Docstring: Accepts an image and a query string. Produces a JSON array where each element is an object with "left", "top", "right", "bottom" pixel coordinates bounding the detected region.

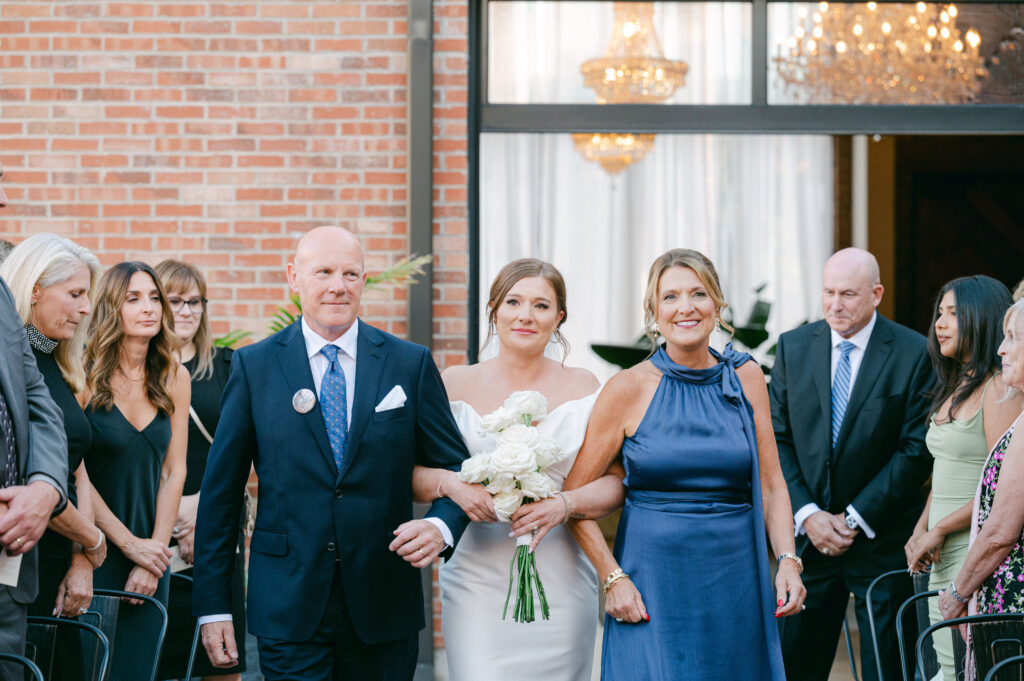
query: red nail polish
[{"left": 643, "top": 613, "right": 650, "bottom": 622}]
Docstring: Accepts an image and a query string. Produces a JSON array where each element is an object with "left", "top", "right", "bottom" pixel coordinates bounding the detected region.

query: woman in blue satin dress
[{"left": 564, "top": 249, "right": 806, "bottom": 680}]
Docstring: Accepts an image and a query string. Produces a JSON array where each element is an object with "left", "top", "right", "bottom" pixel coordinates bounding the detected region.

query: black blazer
[
  {"left": 0, "top": 279, "right": 68, "bottom": 604},
  {"left": 192, "top": 319, "right": 470, "bottom": 643},
  {"left": 769, "top": 315, "right": 934, "bottom": 570}
]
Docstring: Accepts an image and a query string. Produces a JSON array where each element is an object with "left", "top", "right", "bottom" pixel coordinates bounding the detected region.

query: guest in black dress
[
  {"left": 82, "top": 261, "right": 189, "bottom": 681},
  {"left": 0, "top": 234, "right": 108, "bottom": 679},
  {"left": 155, "top": 260, "right": 247, "bottom": 680}
]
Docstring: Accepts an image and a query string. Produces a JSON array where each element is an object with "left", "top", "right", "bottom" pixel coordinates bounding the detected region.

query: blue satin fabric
[{"left": 601, "top": 344, "right": 785, "bottom": 681}]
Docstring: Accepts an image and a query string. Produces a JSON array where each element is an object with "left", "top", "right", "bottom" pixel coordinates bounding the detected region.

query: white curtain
[{"left": 481, "top": 3, "right": 834, "bottom": 380}]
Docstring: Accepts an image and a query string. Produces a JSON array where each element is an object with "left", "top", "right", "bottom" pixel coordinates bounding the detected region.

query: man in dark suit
[
  {"left": 771, "top": 248, "right": 933, "bottom": 681},
  {"left": 0, "top": 260, "right": 69, "bottom": 668},
  {"left": 194, "top": 226, "right": 470, "bottom": 680}
]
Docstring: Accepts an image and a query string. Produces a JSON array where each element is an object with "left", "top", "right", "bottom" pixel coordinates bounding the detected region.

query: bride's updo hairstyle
[
  {"left": 485, "top": 258, "right": 570, "bottom": 358},
  {"left": 642, "top": 248, "right": 734, "bottom": 348}
]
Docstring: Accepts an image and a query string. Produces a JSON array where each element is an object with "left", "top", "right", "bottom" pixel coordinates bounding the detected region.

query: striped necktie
[
  {"left": 0, "top": 388, "right": 18, "bottom": 487},
  {"left": 319, "top": 345, "right": 348, "bottom": 471},
  {"left": 831, "top": 340, "right": 856, "bottom": 448}
]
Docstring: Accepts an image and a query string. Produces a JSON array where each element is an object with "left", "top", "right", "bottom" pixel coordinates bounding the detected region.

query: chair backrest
[
  {"left": 0, "top": 652, "right": 44, "bottom": 681},
  {"left": 82, "top": 588, "right": 168, "bottom": 681},
  {"left": 984, "top": 653, "right": 1024, "bottom": 681},
  {"left": 867, "top": 569, "right": 912, "bottom": 681},
  {"left": 25, "top": 616, "right": 109, "bottom": 681},
  {"left": 916, "top": 613, "right": 1024, "bottom": 681},
  {"left": 168, "top": 572, "right": 201, "bottom": 681}
]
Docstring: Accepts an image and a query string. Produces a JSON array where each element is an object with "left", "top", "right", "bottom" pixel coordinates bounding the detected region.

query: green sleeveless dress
[{"left": 925, "top": 377, "right": 993, "bottom": 678}]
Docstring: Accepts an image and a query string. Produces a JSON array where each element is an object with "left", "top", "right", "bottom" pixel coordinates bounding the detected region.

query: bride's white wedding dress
[{"left": 440, "top": 393, "right": 600, "bottom": 681}]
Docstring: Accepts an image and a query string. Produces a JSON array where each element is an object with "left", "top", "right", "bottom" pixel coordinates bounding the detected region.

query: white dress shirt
[
  {"left": 794, "top": 312, "right": 878, "bottom": 540},
  {"left": 198, "top": 318, "right": 451, "bottom": 628}
]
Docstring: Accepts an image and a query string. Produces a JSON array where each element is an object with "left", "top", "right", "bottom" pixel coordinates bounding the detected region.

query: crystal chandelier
[
  {"left": 575, "top": 3, "right": 688, "bottom": 174},
  {"left": 775, "top": 2, "right": 987, "bottom": 104}
]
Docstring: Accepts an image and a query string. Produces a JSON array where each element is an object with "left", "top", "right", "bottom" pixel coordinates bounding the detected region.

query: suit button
[
  {"left": 334, "top": 489, "right": 343, "bottom": 499},
  {"left": 327, "top": 542, "right": 336, "bottom": 552}
]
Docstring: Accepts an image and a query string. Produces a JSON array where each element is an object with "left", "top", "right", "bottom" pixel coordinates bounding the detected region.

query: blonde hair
[
  {"left": 155, "top": 259, "right": 213, "bottom": 380},
  {"left": 485, "top": 258, "right": 569, "bottom": 359},
  {"left": 642, "top": 248, "right": 733, "bottom": 348},
  {"left": 84, "top": 262, "right": 179, "bottom": 415},
  {"left": 1013, "top": 277, "right": 1024, "bottom": 302},
  {"left": 0, "top": 233, "right": 101, "bottom": 392}
]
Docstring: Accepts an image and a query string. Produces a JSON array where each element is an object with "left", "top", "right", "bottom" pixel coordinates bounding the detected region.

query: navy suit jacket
[
  {"left": 769, "top": 315, "right": 934, "bottom": 573},
  {"left": 193, "top": 318, "right": 470, "bottom": 643}
]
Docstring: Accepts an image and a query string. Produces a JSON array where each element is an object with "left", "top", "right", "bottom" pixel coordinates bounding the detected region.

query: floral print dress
[{"left": 975, "top": 422, "right": 1024, "bottom": 613}]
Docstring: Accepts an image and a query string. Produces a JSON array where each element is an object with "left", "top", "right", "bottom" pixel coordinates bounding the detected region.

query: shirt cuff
[
  {"left": 424, "top": 517, "right": 453, "bottom": 548},
  {"left": 197, "top": 614, "right": 233, "bottom": 627},
  {"left": 27, "top": 473, "right": 67, "bottom": 507},
  {"left": 793, "top": 503, "right": 822, "bottom": 537},
  {"left": 846, "top": 505, "right": 875, "bottom": 539}
]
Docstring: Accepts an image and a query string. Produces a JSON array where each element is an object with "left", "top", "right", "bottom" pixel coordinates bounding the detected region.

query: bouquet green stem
[{"left": 502, "top": 534, "right": 550, "bottom": 623}]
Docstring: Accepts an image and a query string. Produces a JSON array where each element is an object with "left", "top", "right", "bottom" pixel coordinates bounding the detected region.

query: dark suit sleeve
[
  {"left": 770, "top": 333, "right": 815, "bottom": 513},
  {"left": 850, "top": 343, "right": 934, "bottom": 530},
  {"left": 412, "top": 348, "right": 470, "bottom": 553},
  {"left": 3, "top": 281, "right": 68, "bottom": 514},
  {"left": 193, "top": 349, "right": 255, "bottom": 617}
]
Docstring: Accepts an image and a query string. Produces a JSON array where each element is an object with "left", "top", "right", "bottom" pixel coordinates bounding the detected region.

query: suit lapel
[
  {"left": 835, "top": 316, "right": 894, "bottom": 452},
  {"left": 276, "top": 322, "right": 336, "bottom": 476},
  {"left": 811, "top": 323, "right": 832, "bottom": 432},
  {"left": 336, "top": 320, "right": 384, "bottom": 483}
]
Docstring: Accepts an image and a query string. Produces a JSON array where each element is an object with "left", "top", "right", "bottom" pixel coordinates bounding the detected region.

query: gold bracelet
[
  {"left": 777, "top": 552, "right": 803, "bottom": 574},
  {"left": 602, "top": 568, "right": 629, "bottom": 595}
]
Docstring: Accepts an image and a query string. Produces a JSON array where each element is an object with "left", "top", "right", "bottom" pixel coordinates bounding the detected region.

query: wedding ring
[
  {"left": 417, "top": 549, "right": 425, "bottom": 559},
  {"left": 531, "top": 523, "right": 538, "bottom": 532},
  {"left": 801, "top": 605, "right": 806, "bottom": 611},
  {"left": 14, "top": 537, "right": 23, "bottom": 547},
  {"left": 615, "top": 618, "right": 623, "bottom": 623},
  {"left": 79, "top": 607, "right": 88, "bottom": 614},
  {"left": 823, "top": 547, "right": 830, "bottom": 555}
]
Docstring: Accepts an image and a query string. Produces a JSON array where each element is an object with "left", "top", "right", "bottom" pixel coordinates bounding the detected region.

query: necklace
[
  {"left": 25, "top": 324, "right": 58, "bottom": 354},
  {"left": 118, "top": 367, "right": 146, "bottom": 382}
]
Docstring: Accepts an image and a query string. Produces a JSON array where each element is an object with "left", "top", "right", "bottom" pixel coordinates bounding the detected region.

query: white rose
[
  {"left": 497, "top": 423, "right": 540, "bottom": 449},
  {"left": 490, "top": 441, "right": 538, "bottom": 476},
  {"left": 479, "top": 405, "right": 517, "bottom": 435},
  {"left": 457, "top": 453, "right": 493, "bottom": 485},
  {"left": 493, "top": 489, "right": 524, "bottom": 523},
  {"left": 532, "top": 434, "right": 564, "bottom": 469},
  {"left": 517, "top": 471, "right": 555, "bottom": 501},
  {"left": 503, "top": 391, "right": 547, "bottom": 422},
  {"left": 484, "top": 471, "right": 517, "bottom": 496}
]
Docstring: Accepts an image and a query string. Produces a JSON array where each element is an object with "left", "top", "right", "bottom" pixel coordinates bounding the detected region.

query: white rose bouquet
[{"left": 457, "top": 390, "right": 564, "bottom": 622}]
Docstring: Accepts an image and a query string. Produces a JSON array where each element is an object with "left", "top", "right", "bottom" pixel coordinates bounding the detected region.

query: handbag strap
[{"left": 188, "top": 405, "right": 214, "bottom": 445}]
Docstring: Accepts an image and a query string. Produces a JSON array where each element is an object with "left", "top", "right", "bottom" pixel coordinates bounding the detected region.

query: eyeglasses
[{"left": 167, "top": 297, "right": 207, "bottom": 314}]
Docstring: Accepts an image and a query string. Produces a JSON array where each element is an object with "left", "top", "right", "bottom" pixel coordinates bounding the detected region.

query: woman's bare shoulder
[{"left": 441, "top": 362, "right": 480, "bottom": 402}]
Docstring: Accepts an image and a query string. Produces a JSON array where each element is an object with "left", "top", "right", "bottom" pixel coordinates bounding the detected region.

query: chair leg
[{"left": 844, "top": 610, "right": 861, "bottom": 681}]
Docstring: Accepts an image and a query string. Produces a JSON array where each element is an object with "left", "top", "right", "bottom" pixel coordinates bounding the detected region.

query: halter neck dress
[{"left": 601, "top": 344, "right": 784, "bottom": 681}]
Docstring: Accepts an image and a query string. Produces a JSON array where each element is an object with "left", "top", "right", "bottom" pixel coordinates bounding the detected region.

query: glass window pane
[
  {"left": 479, "top": 132, "right": 833, "bottom": 380},
  {"left": 488, "top": 1, "right": 753, "bottom": 105},
  {"left": 769, "top": 2, "right": 1024, "bottom": 104}
]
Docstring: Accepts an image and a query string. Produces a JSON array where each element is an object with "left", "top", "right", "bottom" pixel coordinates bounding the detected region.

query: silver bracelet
[
  {"left": 556, "top": 491, "right": 571, "bottom": 524},
  {"left": 84, "top": 528, "right": 104, "bottom": 552},
  {"left": 949, "top": 580, "right": 969, "bottom": 605}
]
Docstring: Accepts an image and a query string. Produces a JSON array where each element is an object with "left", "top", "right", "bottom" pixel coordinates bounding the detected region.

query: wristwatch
[{"left": 845, "top": 513, "right": 859, "bottom": 531}]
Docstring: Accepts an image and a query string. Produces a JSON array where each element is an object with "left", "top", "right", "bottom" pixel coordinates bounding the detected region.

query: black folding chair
[
  {"left": 916, "top": 613, "right": 1024, "bottom": 681},
  {"left": 166, "top": 572, "right": 201, "bottom": 680},
  {"left": 867, "top": 569, "right": 932, "bottom": 681},
  {"left": 896, "top": 589, "right": 957, "bottom": 681},
  {"left": 985, "top": 653, "right": 1024, "bottom": 681},
  {"left": 0, "top": 652, "right": 44, "bottom": 681},
  {"left": 25, "top": 615, "right": 109, "bottom": 681},
  {"left": 842, "top": 609, "right": 861, "bottom": 681},
  {"left": 82, "top": 588, "right": 168, "bottom": 681}
]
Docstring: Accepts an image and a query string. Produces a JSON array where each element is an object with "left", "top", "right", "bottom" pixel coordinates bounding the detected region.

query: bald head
[
  {"left": 822, "top": 248, "right": 884, "bottom": 338},
  {"left": 287, "top": 226, "right": 367, "bottom": 340},
  {"left": 295, "top": 225, "right": 363, "bottom": 268}
]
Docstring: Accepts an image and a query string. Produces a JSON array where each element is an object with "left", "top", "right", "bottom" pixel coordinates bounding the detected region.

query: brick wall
[
  {"left": 0, "top": 0, "right": 470, "bottom": 352},
  {"left": 0, "top": 0, "right": 470, "bottom": 651}
]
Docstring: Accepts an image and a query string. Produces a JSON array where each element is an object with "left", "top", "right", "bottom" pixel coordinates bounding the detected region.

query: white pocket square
[{"left": 374, "top": 385, "right": 407, "bottom": 412}]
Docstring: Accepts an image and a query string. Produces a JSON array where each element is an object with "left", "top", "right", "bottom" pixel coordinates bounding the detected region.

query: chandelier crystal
[
  {"left": 775, "top": 2, "right": 987, "bottom": 104},
  {"left": 575, "top": 3, "right": 687, "bottom": 174},
  {"left": 571, "top": 132, "right": 657, "bottom": 175}
]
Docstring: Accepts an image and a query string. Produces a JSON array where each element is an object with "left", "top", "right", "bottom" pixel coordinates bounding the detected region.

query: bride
[{"left": 413, "top": 258, "right": 625, "bottom": 681}]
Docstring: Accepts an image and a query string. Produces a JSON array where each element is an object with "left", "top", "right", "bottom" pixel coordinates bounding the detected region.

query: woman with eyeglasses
[
  {"left": 82, "top": 261, "right": 189, "bottom": 681},
  {"left": 154, "top": 260, "right": 247, "bottom": 681}
]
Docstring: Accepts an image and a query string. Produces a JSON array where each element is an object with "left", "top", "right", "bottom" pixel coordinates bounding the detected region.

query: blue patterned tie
[
  {"left": 319, "top": 345, "right": 348, "bottom": 471},
  {"left": 831, "top": 341, "right": 856, "bottom": 448}
]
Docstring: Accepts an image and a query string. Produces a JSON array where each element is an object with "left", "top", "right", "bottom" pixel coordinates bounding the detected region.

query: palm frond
[
  {"left": 214, "top": 329, "right": 252, "bottom": 348},
  {"left": 365, "top": 253, "right": 432, "bottom": 290}
]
